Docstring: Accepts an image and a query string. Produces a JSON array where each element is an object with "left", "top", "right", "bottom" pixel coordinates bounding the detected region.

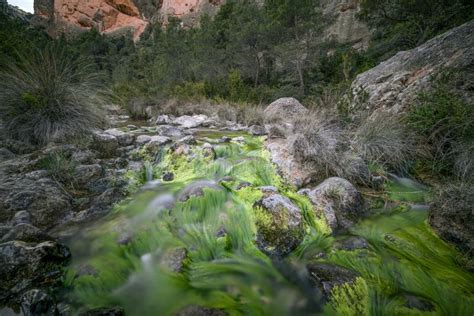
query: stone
[
  {"left": 219, "top": 136, "right": 231, "bottom": 143},
  {"left": 178, "top": 181, "right": 222, "bottom": 202},
  {"left": 146, "top": 136, "right": 172, "bottom": 153},
  {"left": 10, "top": 210, "right": 31, "bottom": 226},
  {"left": 0, "top": 147, "right": 15, "bottom": 161},
  {"left": 333, "top": 236, "right": 369, "bottom": 251},
  {"left": 155, "top": 114, "right": 173, "bottom": 125},
  {"left": 104, "top": 128, "right": 135, "bottom": 146},
  {"left": 264, "top": 97, "right": 308, "bottom": 124},
  {"left": 248, "top": 125, "right": 267, "bottom": 136},
  {"left": 74, "top": 164, "right": 103, "bottom": 187},
  {"left": 253, "top": 193, "right": 304, "bottom": 256},
  {"left": 20, "top": 289, "right": 57, "bottom": 316},
  {"left": 307, "top": 263, "right": 358, "bottom": 297},
  {"left": 162, "top": 172, "right": 174, "bottom": 182},
  {"left": 202, "top": 143, "right": 216, "bottom": 159},
  {"left": 178, "top": 135, "right": 197, "bottom": 145},
  {"left": 404, "top": 294, "right": 435, "bottom": 312},
  {"left": 351, "top": 21, "right": 474, "bottom": 113},
  {"left": 156, "top": 125, "right": 184, "bottom": 138},
  {"left": 136, "top": 134, "right": 152, "bottom": 145},
  {"left": 0, "top": 224, "right": 53, "bottom": 243},
  {"left": 160, "top": 248, "right": 187, "bottom": 272},
  {"left": 92, "top": 132, "right": 119, "bottom": 158},
  {"left": 0, "top": 241, "right": 70, "bottom": 301},
  {"left": 302, "top": 177, "right": 364, "bottom": 232},
  {"left": 173, "top": 115, "right": 208, "bottom": 129},
  {"left": 71, "top": 150, "right": 97, "bottom": 164},
  {"left": 170, "top": 143, "right": 191, "bottom": 157},
  {"left": 232, "top": 136, "right": 246, "bottom": 143}
]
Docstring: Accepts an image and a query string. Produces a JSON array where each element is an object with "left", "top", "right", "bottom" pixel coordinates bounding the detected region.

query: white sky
[{"left": 8, "top": 0, "right": 34, "bottom": 13}]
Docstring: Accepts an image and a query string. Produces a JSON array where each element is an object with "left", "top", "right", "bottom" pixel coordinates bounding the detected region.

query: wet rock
[
  {"left": 219, "top": 136, "right": 232, "bottom": 143},
  {"left": 0, "top": 148, "right": 15, "bottom": 161},
  {"left": 20, "top": 289, "right": 57, "bottom": 316},
  {"left": 202, "top": 143, "right": 216, "bottom": 159},
  {"left": 178, "top": 181, "right": 222, "bottom": 202},
  {"left": 74, "top": 164, "right": 103, "bottom": 187},
  {"left": 302, "top": 177, "right": 364, "bottom": 232},
  {"left": 248, "top": 125, "right": 267, "bottom": 136},
  {"left": 178, "top": 135, "right": 197, "bottom": 145},
  {"left": 156, "top": 125, "right": 184, "bottom": 138},
  {"left": 307, "top": 263, "right": 358, "bottom": 297},
  {"left": 163, "top": 172, "right": 174, "bottom": 182},
  {"left": 259, "top": 186, "right": 278, "bottom": 195},
  {"left": 254, "top": 193, "right": 304, "bottom": 256},
  {"left": 236, "top": 181, "right": 251, "bottom": 190},
  {"left": 146, "top": 136, "right": 172, "bottom": 153},
  {"left": 104, "top": 128, "right": 135, "bottom": 146},
  {"left": 173, "top": 115, "right": 208, "bottom": 128},
  {"left": 10, "top": 211, "right": 31, "bottom": 226},
  {"left": 170, "top": 143, "right": 191, "bottom": 157},
  {"left": 232, "top": 136, "right": 246, "bottom": 143},
  {"left": 174, "top": 305, "right": 227, "bottom": 316},
  {"left": 136, "top": 135, "right": 152, "bottom": 145},
  {"left": 92, "top": 132, "right": 119, "bottom": 158},
  {"left": 155, "top": 114, "right": 173, "bottom": 125},
  {"left": 127, "top": 124, "right": 138, "bottom": 130},
  {"left": 0, "top": 224, "right": 53, "bottom": 243},
  {"left": 404, "top": 294, "right": 435, "bottom": 311},
  {"left": 81, "top": 307, "right": 125, "bottom": 316},
  {"left": 0, "top": 241, "right": 70, "bottom": 301},
  {"left": 160, "top": 248, "right": 187, "bottom": 272},
  {"left": 333, "top": 236, "right": 369, "bottom": 251}
]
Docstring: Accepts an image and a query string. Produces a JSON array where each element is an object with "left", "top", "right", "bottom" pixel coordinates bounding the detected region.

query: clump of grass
[
  {"left": 353, "top": 110, "right": 417, "bottom": 172},
  {"left": 291, "top": 109, "right": 347, "bottom": 181},
  {"left": 0, "top": 46, "right": 105, "bottom": 145},
  {"left": 38, "top": 152, "right": 77, "bottom": 186}
]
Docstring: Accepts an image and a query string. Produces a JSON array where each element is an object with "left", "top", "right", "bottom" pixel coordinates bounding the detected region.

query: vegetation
[{"left": 0, "top": 46, "right": 105, "bottom": 145}]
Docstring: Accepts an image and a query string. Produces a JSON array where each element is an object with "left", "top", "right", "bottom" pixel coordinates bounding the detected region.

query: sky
[{"left": 8, "top": 0, "right": 34, "bottom": 13}]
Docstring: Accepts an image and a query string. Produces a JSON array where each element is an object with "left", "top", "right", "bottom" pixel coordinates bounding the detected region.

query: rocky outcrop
[
  {"left": 351, "top": 21, "right": 474, "bottom": 113},
  {"left": 322, "top": 0, "right": 370, "bottom": 49},
  {"left": 32, "top": 0, "right": 223, "bottom": 40}
]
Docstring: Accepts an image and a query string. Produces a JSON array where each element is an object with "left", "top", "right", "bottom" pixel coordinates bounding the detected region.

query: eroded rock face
[{"left": 351, "top": 21, "right": 474, "bottom": 113}]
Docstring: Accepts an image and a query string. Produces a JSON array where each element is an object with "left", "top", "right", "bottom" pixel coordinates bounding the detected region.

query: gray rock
[
  {"left": 0, "top": 148, "right": 15, "bottom": 161},
  {"left": 155, "top": 114, "right": 173, "bottom": 125},
  {"left": 202, "top": 143, "right": 216, "bottom": 160},
  {"left": 232, "top": 136, "right": 246, "bottom": 143},
  {"left": 351, "top": 21, "right": 474, "bottom": 113},
  {"left": 170, "top": 143, "right": 191, "bottom": 157},
  {"left": 92, "top": 132, "right": 119, "bottom": 158},
  {"left": 0, "top": 241, "right": 70, "bottom": 301},
  {"left": 146, "top": 136, "right": 172, "bottom": 153},
  {"left": 219, "top": 136, "right": 231, "bottom": 143},
  {"left": 253, "top": 193, "right": 304, "bottom": 256},
  {"left": 248, "top": 125, "right": 267, "bottom": 136},
  {"left": 162, "top": 172, "right": 174, "bottom": 182},
  {"left": 160, "top": 248, "right": 187, "bottom": 272},
  {"left": 303, "top": 177, "right": 364, "bottom": 232},
  {"left": 1, "top": 224, "right": 53, "bottom": 243},
  {"left": 333, "top": 236, "right": 369, "bottom": 251},
  {"left": 156, "top": 125, "right": 184, "bottom": 138},
  {"left": 20, "top": 289, "right": 57, "bottom": 316},
  {"left": 173, "top": 115, "right": 208, "bottom": 128},
  {"left": 136, "top": 134, "right": 152, "bottom": 145},
  {"left": 104, "top": 128, "right": 135, "bottom": 146},
  {"left": 264, "top": 97, "right": 308, "bottom": 124},
  {"left": 307, "top": 263, "right": 358, "bottom": 297},
  {"left": 178, "top": 181, "right": 222, "bottom": 202},
  {"left": 178, "top": 135, "right": 197, "bottom": 145},
  {"left": 74, "top": 164, "right": 103, "bottom": 187},
  {"left": 71, "top": 150, "right": 97, "bottom": 164},
  {"left": 10, "top": 211, "right": 31, "bottom": 226}
]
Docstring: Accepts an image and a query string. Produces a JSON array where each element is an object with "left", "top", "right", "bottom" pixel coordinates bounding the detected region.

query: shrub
[
  {"left": 38, "top": 152, "right": 77, "bottom": 187},
  {"left": 353, "top": 111, "right": 418, "bottom": 172},
  {"left": 0, "top": 47, "right": 105, "bottom": 145}
]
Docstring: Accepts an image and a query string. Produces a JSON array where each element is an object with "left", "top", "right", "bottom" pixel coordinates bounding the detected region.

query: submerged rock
[
  {"left": 333, "top": 236, "right": 369, "bottom": 251},
  {"left": 307, "top": 263, "right": 358, "bottom": 297},
  {"left": 302, "top": 177, "right": 364, "bottom": 232},
  {"left": 178, "top": 181, "right": 222, "bottom": 202},
  {"left": 0, "top": 241, "right": 70, "bottom": 302},
  {"left": 254, "top": 193, "right": 304, "bottom": 256}
]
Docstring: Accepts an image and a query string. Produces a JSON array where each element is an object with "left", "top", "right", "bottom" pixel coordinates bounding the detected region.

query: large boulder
[
  {"left": 92, "top": 132, "right": 119, "bottom": 158},
  {"left": 263, "top": 97, "right": 308, "bottom": 125},
  {"left": 301, "top": 177, "right": 364, "bottom": 232},
  {"left": 173, "top": 115, "right": 208, "bottom": 129},
  {"left": 253, "top": 193, "right": 304, "bottom": 256},
  {"left": 429, "top": 185, "right": 474, "bottom": 256},
  {"left": 104, "top": 128, "right": 135, "bottom": 146},
  {"left": 0, "top": 241, "right": 70, "bottom": 302},
  {"left": 351, "top": 21, "right": 474, "bottom": 113}
]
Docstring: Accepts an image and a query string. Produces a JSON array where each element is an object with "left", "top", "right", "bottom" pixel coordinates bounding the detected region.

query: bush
[
  {"left": 353, "top": 111, "right": 417, "bottom": 172},
  {"left": 38, "top": 152, "right": 77, "bottom": 187},
  {"left": 0, "top": 47, "right": 105, "bottom": 145}
]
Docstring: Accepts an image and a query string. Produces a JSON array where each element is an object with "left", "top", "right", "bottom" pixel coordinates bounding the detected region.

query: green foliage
[
  {"left": 0, "top": 46, "right": 105, "bottom": 145},
  {"left": 38, "top": 152, "right": 78, "bottom": 186}
]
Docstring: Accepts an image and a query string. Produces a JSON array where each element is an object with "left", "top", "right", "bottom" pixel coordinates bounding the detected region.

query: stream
[{"left": 56, "top": 127, "right": 473, "bottom": 315}]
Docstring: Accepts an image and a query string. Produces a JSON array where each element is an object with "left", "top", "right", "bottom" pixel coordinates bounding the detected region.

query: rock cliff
[{"left": 32, "top": 0, "right": 370, "bottom": 45}]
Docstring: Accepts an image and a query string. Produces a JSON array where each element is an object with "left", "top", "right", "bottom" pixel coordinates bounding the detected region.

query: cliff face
[{"left": 32, "top": 0, "right": 369, "bottom": 45}]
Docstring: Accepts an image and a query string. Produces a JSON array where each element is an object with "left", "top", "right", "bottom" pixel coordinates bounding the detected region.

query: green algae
[{"left": 63, "top": 131, "right": 474, "bottom": 315}]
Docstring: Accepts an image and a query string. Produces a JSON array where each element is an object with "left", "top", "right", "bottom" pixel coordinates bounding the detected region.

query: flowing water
[{"left": 61, "top": 131, "right": 474, "bottom": 315}]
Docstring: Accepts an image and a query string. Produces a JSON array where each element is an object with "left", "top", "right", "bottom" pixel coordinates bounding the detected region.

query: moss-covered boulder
[{"left": 253, "top": 193, "right": 304, "bottom": 256}]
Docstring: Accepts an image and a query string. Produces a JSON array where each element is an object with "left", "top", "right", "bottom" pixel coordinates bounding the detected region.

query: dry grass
[{"left": 0, "top": 46, "right": 105, "bottom": 145}]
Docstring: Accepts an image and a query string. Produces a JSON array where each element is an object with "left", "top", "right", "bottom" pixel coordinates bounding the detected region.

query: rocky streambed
[{"left": 0, "top": 110, "right": 473, "bottom": 315}]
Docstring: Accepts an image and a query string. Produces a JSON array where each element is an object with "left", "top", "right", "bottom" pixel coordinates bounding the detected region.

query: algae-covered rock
[
  {"left": 20, "top": 289, "right": 57, "bottom": 316},
  {"left": 254, "top": 193, "right": 304, "bottom": 256},
  {"left": 178, "top": 181, "right": 222, "bottom": 202},
  {"left": 302, "top": 177, "right": 364, "bottom": 232},
  {"left": 307, "top": 263, "right": 358, "bottom": 297}
]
